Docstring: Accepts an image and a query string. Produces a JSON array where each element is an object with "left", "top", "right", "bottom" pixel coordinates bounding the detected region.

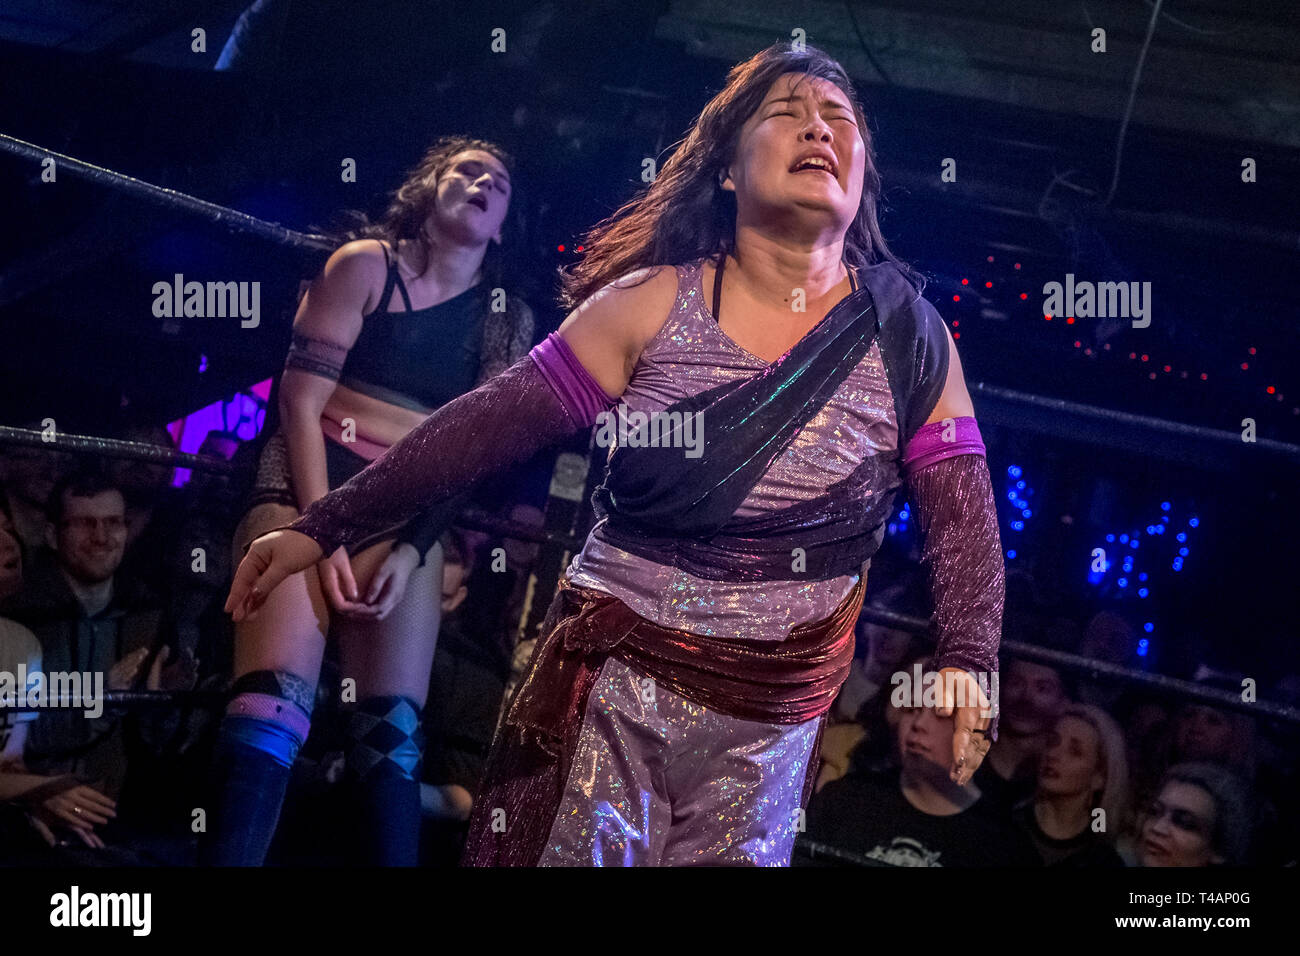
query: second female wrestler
[{"left": 199, "top": 136, "right": 533, "bottom": 865}]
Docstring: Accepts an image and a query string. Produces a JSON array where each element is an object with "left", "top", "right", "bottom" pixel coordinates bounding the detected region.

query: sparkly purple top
[{"left": 567, "top": 259, "right": 901, "bottom": 641}]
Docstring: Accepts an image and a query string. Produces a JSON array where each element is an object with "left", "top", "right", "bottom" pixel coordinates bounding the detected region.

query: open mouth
[
  {"left": 466, "top": 194, "right": 488, "bottom": 211},
  {"left": 790, "top": 154, "right": 838, "bottom": 178}
]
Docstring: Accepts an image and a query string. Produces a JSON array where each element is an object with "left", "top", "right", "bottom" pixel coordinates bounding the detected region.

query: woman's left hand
[
  {"left": 935, "top": 667, "right": 994, "bottom": 786},
  {"left": 340, "top": 544, "right": 421, "bottom": 621}
]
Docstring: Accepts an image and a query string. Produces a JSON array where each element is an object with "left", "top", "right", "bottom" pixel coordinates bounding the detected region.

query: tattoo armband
[{"left": 285, "top": 332, "right": 349, "bottom": 381}]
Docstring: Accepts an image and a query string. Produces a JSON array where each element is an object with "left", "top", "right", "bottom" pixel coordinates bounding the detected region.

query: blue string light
[{"left": 1087, "top": 499, "right": 1202, "bottom": 636}]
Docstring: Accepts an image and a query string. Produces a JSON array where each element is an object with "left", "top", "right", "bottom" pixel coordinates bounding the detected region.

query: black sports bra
[{"left": 339, "top": 242, "right": 487, "bottom": 413}]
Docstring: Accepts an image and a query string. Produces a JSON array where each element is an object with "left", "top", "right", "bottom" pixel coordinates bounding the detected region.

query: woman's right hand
[
  {"left": 316, "top": 546, "right": 375, "bottom": 615},
  {"left": 225, "top": 529, "right": 324, "bottom": 623}
]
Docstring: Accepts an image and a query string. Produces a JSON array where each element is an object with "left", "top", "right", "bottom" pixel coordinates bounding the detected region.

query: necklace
[{"left": 711, "top": 252, "right": 859, "bottom": 323}]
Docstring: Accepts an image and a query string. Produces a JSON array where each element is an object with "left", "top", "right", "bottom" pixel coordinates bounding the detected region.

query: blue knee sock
[
  {"left": 342, "top": 695, "right": 425, "bottom": 867},
  {"left": 198, "top": 671, "right": 312, "bottom": 866}
]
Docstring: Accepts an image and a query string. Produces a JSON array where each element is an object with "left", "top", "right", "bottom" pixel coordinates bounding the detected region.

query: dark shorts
[{"left": 246, "top": 427, "right": 370, "bottom": 512}]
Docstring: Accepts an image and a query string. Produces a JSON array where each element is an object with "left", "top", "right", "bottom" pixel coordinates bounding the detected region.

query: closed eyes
[{"left": 768, "top": 111, "right": 855, "bottom": 126}]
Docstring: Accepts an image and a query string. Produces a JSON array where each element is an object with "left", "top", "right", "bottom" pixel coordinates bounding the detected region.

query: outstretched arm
[
  {"left": 275, "top": 264, "right": 675, "bottom": 556},
  {"left": 279, "top": 340, "right": 609, "bottom": 558},
  {"left": 904, "top": 327, "right": 1005, "bottom": 781},
  {"left": 226, "top": 267, "right": 677, "bottom": 622}
]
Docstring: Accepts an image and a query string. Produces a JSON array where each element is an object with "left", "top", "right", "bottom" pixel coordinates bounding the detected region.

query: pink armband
[
  {"left": 529, "top": 332, "right": 619, "bottom": 429},
  {"left": 902, "top": 416, "right": 986, "bottom": 476}
]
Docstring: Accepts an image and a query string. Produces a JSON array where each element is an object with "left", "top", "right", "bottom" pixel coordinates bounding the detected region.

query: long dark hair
[
  {"left": 326, "top": 135, "right": 518, "bottom": 292},
  {"left": 561, "top": 43, "right": 923, "bottom": 310}
]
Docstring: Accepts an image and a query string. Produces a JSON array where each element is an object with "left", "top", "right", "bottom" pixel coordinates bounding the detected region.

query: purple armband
[
  {"left": 902, "top": 416, "right": 986, "bottom": 476},
  {"left": 529, "top": 332, "right": 619, "bottom": 429},
  {"left": 906, "top": 449, "right": 1005, "bottom": 741}
]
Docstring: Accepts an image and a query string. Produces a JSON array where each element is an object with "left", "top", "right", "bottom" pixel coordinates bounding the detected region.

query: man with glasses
[{"left": 0, "top": 466, "right": 166, "bottom": 805}]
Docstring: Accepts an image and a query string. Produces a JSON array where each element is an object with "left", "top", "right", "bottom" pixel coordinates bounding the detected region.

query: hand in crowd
[
  {"left": 146, "top": 645, "right": 199, "bottom": 692},
  {"left": 30, "top": 784, "right": 117, "bottom": 850},
  {"left": 107, "top": 647, "right": 151, "bottom": 691}
]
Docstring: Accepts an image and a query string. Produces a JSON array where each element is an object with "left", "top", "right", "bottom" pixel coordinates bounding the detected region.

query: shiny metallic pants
[{"left": 538, "top": 658, "right": 820, "bottom": 866}]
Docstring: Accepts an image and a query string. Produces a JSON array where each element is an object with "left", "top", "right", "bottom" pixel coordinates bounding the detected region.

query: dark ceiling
[{"left": 2, "top": 0, "right": 1298, "bottom": 452}]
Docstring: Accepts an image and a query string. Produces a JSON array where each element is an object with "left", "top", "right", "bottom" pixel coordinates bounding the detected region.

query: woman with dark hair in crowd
[
  {"left": 1011, "top": 704, "right": 1127, "bottom": 866},
  {"left": 200, "top": 136, "right": 534, "bottom": 866},
  {"left": 227, "top": 42, "right": 1005, "bottom": 867},
  {"left": 1134, "top": 762, "right": 1252, "bottom": 866}
]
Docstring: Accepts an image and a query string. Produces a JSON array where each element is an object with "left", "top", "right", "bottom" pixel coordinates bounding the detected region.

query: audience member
[
  {"left": 0, "top": 493, "right": 122, "bottom": 858},
  {"left": 970, "top": 655, "right": 1071, "bottom": 813},
  {"left": 1132, "top": 762, "right": 1252, "bottom": 866},
  {"left": 1011, "top": 704, "right": 1127, "bottom": 866},
  {"left": 0, "top": 425, "right": 78, "bottom": 554},
  {"left": 799, "top": 659, "right": 1041, "bottom": 867},
  {"left": 0, "top": 467, "right": 170, "bottom": 800}
]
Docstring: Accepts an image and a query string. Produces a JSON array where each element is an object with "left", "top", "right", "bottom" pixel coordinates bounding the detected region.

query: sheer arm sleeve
[
  {"left": 390, "top": 297, "right": 540, "bottom": 567},
  {"left": 277, "top": 356, "right": 580, "bottom": 557},
  {"left": 274, "top": 334, "right": 618, "bottom": 558},
  {"left": 392, "top": 489, "right": 475, "bottom": 567},
  {"left": 904, "top": 424, "right": 1005, "bottom": 740}
]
